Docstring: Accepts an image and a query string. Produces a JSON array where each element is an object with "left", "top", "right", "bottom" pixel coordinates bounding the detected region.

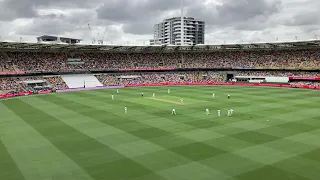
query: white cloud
[{"left": 0, "top": 0, "right": 319, "bottom": 45}]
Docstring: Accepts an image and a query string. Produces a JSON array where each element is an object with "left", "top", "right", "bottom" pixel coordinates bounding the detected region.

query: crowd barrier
[
  {"left": 0, "top": 72, "right": 26, "bottom": 75},
  {"left": 0, "top": 92, "right": 33, "bottom": 99},
  {"left": 119, "top": 68, "right": 176, "bottom": 71},
  {"left": 125, "top": 82, "right": 320, "bottom": 90},
  {"left": 38, "top": 90, "right": 52, "bottom": 94}
]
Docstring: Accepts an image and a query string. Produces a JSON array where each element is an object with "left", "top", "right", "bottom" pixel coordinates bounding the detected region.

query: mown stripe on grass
[
  {"left": 38, "top": 93, "right": 231, "bottom": 158},
  {"left": 0, "top": 103, "right": 95, "bottom": 180},
  {"left": 0, "top": 140, "right": 25, "bottom": 180},
  {"left": 23, "top": 97, "right": 164, "bottom": 156},
  {"left": 3, "top": 99, "right": 153, "bottom": 180}
]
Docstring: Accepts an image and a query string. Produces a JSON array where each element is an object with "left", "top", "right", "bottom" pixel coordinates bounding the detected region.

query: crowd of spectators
[
  {"left": 0, "top": 76, "right": 69, "bottom": 94},
  {"left": 290, "top": 81, "right": 320, "bottom": 88},
  {"left": 0, "top": 78, "right": 28, "bottom": 93},
  {"left": 96, "top": 71, "right": 225, "bottom": 86},
  {"left": 235, "top": 71, "right": 320, "bottom": 77},
  {"left": 0, "top": 53, "right": 16, "bottom": 72},
  {"left": 0, "top": 49, "right": 320, "bottom": 72},
  {"left": 44, "top": 76, "right": 68, "bottom": 90},
  {"left": 2, "top": 70, "right": 320, "bottom": 94}
]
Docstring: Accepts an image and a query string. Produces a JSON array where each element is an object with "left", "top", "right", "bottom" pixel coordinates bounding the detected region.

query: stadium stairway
[{"left": 61, "top": 74, "right": 103, "bottom": 88}]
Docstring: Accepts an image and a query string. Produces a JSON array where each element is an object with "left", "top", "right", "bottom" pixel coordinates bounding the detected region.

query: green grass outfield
[{"left": 1, "top": 86, "right": 320, "bottom": 180}]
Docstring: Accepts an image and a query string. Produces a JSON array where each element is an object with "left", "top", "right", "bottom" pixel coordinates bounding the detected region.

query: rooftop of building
[{"left": 0, "top": 40, "right": 319, "bottom": 52}]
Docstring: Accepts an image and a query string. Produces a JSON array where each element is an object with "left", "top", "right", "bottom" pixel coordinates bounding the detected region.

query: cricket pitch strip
[{"left": 148, "top": 97, "right": 184, "bottom": 105}]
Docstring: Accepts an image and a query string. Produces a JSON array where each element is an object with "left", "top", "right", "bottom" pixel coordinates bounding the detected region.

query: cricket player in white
[
  {"left": 172, "top": 108, "right": 176, "bottom": 115},
  {"left": 218, "top": 109, "right": 221, "bottom": 117},
  {"left": 212, "top": 93, "right": 215, "bottom": 98},
  {"left": 153, "top": 93, "right": 155, "bottom": 98},
  {"left": 206, "top": 108, "right": 209, "bottom": 115},
  {"left": 228, "top": 109, "right": 232, "bottom": 116},
  {"left": 180, "top": 98, "right": 184, "bottom": 104},
  {"left": 111, "top": 95, "right": 114, "bottom": 100},
  {"left": 125, "top": 107, "right": 127, "bottom": 114},
  {"left": 117, "top": 89, "right": 119, "bottom": 93},
  {"left": 168, "top": 89, "right": 170, "bottom": 93},
  {"left": 230, "top": 109, "right": 233, "bottom": 115}
]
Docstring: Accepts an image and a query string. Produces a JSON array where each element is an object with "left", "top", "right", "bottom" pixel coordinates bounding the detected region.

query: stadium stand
[
  {"left": 0, "top": 40, "right": 320, "bottom": 96},
  {"left": 0, "top": 43, "right": 320, "bottom": 71},
  {"left": 95, "top": 72, "right": 225, "bottom": 86},
  {"left": 43, "top": 76, "right": 68, "bottom": 90}
]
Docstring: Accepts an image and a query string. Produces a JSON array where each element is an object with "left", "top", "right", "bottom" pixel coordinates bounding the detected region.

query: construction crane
[
  {"left": 88, "top": 23, "right": 96, "bottom": 44},
  {"left": 97, "top": 27, "right": 108, "bottom": 45}
]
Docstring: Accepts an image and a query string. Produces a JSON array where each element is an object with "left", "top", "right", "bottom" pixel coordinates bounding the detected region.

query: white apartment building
[{"left": 150, "top": 17, "right": 205, "bottom": 45}]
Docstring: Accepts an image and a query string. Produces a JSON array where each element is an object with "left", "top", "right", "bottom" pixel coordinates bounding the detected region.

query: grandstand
[{"left": 0, "top": 40, "right": 320, "bottom": 94}]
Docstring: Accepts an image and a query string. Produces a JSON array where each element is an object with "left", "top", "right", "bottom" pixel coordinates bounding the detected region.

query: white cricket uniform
[
  {"left": 228, "top": 109, "right": 231, "bottom": 116},
  {"left": 125, "top": 107, "right": 127, "bottom": 114},
  {"left": 117, "top": 89, "right": 119, "bottom": 93},
  {"left": 111, "top": 95, "right": 114, "bottom": 100},
  {"left": 218, "top": 110, "right": 221, "bottom": 117},
  {"left": 153, "top": 93, "right": 155, "bottom": 98},
  {"left": 212, "top": 93, "right": 215, "bottom": 98},
  {"left": 230, "top": 109, "right": 233, "bottom": 115},
  {"left": 180, "top": 98, "right": 183, "bottom": 104},
  {"left": 168, "top": 89, "right": 170, "bottom": 93},
  {"left": 172, "top": 108, "right": 176, "bottom": 115},
  {"left": 206, "top": 108, "right": 209, "bottom": 115}
]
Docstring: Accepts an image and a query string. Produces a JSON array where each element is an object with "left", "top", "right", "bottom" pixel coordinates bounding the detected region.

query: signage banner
[
  {"left": 0, "top": 92, "right": 33, "bottom": 99},
  {"left": 119, "top": 68, "right": 175, "bottom": 71},
  {"left": 288, "top": 76, "right": 320, "bottom": 81}
]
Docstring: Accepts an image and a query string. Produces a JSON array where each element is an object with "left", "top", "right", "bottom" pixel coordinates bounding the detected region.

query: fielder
[
  {"left": 117, "top": 89, "right": 119, "bottom": 93},
  {"left": 153, "top": 93, "right": 155, "bottom": 98},
  {"left": 228, "top": 94, "right": 230, "bottom": 99},
  {"left": 141, "top": 92, "right": 144, "bottom": 97},
  {"left": 168, "top": 89, "right": 170, "bottom": 93},
  {"left": 180, "top": 98, "right": 184, "bottom": 104},
  {"left": 111, "top": 95, "right": 114, "bottom": 100},
  {"left": 206, "top": 108, "right": 209, "bottom": 115},
  {"left": 218, "top": 109, "right": 221, "bottom": 117},
  {"left": 212, "top": 93, "right": 215, "bottom": 98},
  {"left": 124, "top": 107, "right": 127, "bottom": 114},
  {"left": 228, "top": 109, "right": 233, "bottom": 116},
  {"left": 172, "top": 108, "right": 176, "bottom": 115}
]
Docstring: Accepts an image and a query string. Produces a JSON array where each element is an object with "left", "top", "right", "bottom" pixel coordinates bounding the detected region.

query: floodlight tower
[{"left": 180, "top": 0, "right": 184, "bottom": 45}]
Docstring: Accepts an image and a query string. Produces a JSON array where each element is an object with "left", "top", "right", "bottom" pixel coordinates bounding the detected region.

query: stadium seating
[
  {"left": 1, "top": 46, "right": 320, "bottom": 94},
  {"left": 2, "top": 70, "right": 320, "bottom": 94},
  {"left": 43, "top": 76, "right": 68, "bottom": 90},
  {"left": 0, "top": 49, "right": 319, "bottom": 72}
]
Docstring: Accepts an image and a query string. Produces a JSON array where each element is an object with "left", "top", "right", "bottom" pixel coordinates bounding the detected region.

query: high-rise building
[{"left": 150, "top": 17, "right": 205, "bottom": 45}]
